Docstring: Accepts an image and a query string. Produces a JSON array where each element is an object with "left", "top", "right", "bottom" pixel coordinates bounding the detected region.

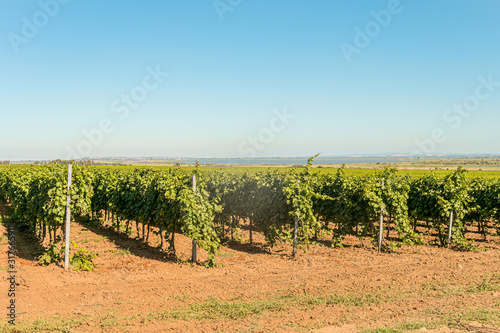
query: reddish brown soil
[{"left": 1, "top": 203, "right": 500, "bottom": 332}]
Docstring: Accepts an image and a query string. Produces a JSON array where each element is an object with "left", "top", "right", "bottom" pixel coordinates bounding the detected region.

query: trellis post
[
  {"left": 293, "top": 214, "right": 298, "bottom": 258},
  {"left": 192, "top": 175, "right": 197, "bottom": 263},
  {"left": 448, "top": 210, "right": 454, "bottom": 247},
  {"left": 378, "top": 178, "right": 385, "bottom": 253},
  {"left": 64, "top": 164, "right": 72, "bottom": 270}
]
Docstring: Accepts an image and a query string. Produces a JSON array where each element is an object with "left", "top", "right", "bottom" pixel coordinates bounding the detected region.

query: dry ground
[{"left": 1, "top": 203, "right": 500, "bottom": 333}]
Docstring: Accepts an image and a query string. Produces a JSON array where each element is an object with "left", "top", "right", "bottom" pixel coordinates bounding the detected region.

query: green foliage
[
  {"left": 0, "top": 164, "right": 94, "bottom": 241},
  {"left": 314, "top": 165, "right": 422, "bottom": 248},
  {"left": 178, "top": 186, "right": 221, "bottom": 267},
  {"left": 408, "top": 167, "right": 475, "bottom": 249},
  {"left": 283, "top": 154, "right": 323, "bottom": 250},
  {"left": 204, "top": 155, "right": 325, "bottom": 252},
  {"left": 88, "top": 167, "right": 222, "bottom": 266},
  {"left": 385, "top": 241, "right": 402, "bottom": 253},
  {"left": 465, "top": 178, "right": 500, "bottom": 240},
  {"left": 37, "top": 241, "right": 63, "bottom": 266},
  {"left": 70, "top": 243, "right": 98, "bottom": 271},
  {"left": 3, "top": 162, "right": 500, "bottom": 268}
]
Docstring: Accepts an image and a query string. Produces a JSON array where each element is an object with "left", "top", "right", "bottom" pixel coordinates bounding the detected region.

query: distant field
[{"left": 2, "top": 163, "right": 500, "bottom": 178}]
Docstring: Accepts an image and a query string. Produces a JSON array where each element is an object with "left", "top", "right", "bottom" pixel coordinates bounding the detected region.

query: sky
[{"left": 0, "top": 0, "right": 499, "bottom": 160}]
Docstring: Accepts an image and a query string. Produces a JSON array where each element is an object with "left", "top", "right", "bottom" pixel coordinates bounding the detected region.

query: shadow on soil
[
  {"left": 219, "top": 223, "right": 273, "bottom": 255},
  {"left": 8, "top": 226, "right": 47, "bottom": 262},
  {"left": 76, "top": 217, "right": 178, "bottom": 264},
  {"left": 221, "top": 238, "right": 271, "bottom": 255},
  {"left": 16, "top": 227, "right": 47, "bottom": 262},
  {"left": 0, "top": 200, "right": 46, "bottom": 262}
]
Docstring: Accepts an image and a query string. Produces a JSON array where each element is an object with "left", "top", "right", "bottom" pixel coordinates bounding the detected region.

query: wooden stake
[
  {"left": 64, "top": 164, "right": 72, "bottom": 270},
  {"left": 448, "top": 211, "right": 454, "bottom": 247},
  {"left": 378, "top": 178, "right": 385, "bottom": 253},
  {"left": 293, "top": 214, "right": 298, "bottom": 259},
  {"left": 192, "top": 175, "right": 197, "bottom": 264}
]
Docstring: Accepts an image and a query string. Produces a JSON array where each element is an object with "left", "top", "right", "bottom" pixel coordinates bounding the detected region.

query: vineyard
[{"left": 1, "top": 157, "right": 500, "bottom": 267}]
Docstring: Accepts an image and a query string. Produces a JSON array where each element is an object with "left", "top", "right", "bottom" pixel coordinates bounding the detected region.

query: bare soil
[{"left": 1, "top": 203, "right": 500, "bottom": 333}]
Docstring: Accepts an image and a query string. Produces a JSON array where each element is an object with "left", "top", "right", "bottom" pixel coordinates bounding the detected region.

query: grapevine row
[
  {"left": 0, "top": 165, "right": 93, "bottom": 241},
  {"left": 1, "top": 162, "right": 500, "bottom": 267}
]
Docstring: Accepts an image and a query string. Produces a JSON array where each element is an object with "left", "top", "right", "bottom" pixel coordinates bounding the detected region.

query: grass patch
[
  {"left": 327, "top": 291, "right": 385, "bottom": 307},
  {"left": 363, "top": 328, "right": 403, "bottom": 333},
  {"left": 151, "top": 275, "right": 500, "bottom": 324},
  {"left": 0, "top": 316, "right": 86, "bottom": 333},
  {"left": 467, "top": 273, "right": 500, "bottom": 293},
  {"left": 0, "top": 308, "right": 137, "bottom": 332},
  {"left": 363, "top": 308, "right": 500, "bottom": 333},
  {"left": 420, "top": 281, "right": 463, "bottom": 298},
  {"left": 451, "top": 308, "right": 500, "bottom": 326},
  {"left": 77, "top": 236, "right": 107, "bottom": 244},
  {"left": 164, "top": 297, "right": 290, "bottom": 321},
  {"left": 419, "top": 273, "right": 500, "bottom": 298},
  {"left": 111, "top": 248, "right": 132, "bottom": 256},
  {"left": 422, "top": 307, "right": 500, "bottom": 330},
  {"left": 154, "top": 291, "right": 385, "bottom": 322},
  {"left": 397, "top": 321, "right": 429, "bottom": 330},
  {"left": 362, "top": 322, "right": 432, "bottom": 333}
]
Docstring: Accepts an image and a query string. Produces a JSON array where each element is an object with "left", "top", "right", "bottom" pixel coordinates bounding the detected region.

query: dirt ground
[{"left": 1, "top": 203, "right": 500, "bottom": 332}]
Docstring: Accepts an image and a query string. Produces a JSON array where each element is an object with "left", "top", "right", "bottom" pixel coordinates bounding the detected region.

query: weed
[
  {"left": 112, "top": 248, "right": 131, "bottom": 256},
  {"left": 467, "top": 274, "right": 500, "bottom": 293},
  {"left": 70, "top": 246, "right": 99, "bottom": 272},
  {"left": 37, "top": 242, "right": 64, "bottom": 266},
  {"left": 386, "top": 241, "right": 402, "bottom": 253},
  {"left": 36, "top": 240, "right": 99, "bottom": 271}
]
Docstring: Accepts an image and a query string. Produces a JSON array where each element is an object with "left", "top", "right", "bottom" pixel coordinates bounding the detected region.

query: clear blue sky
[{"left": 1, "top": 0, "right": 499, "bottom": 160}]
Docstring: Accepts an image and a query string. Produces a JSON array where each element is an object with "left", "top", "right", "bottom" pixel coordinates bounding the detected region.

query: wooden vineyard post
[
  {"left": 192, "top": 175, "right": 197, "bottom": 264},
  {"left": 448, "top": 210, "right": 454, "bottom": 247},
  {"left": 293, "top": 214, "right": 298, "bottom": 259},
  {"left": 64, "top": 164, "right": 72, "bottom": 270},
  {"left": 378, "top": 178, "right": 385, "bottom": 253}
]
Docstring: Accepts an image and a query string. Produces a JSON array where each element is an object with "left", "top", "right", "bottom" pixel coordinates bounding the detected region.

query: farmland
[{"left": 1, "top": 160, "right": 500, "bottom": 332}]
